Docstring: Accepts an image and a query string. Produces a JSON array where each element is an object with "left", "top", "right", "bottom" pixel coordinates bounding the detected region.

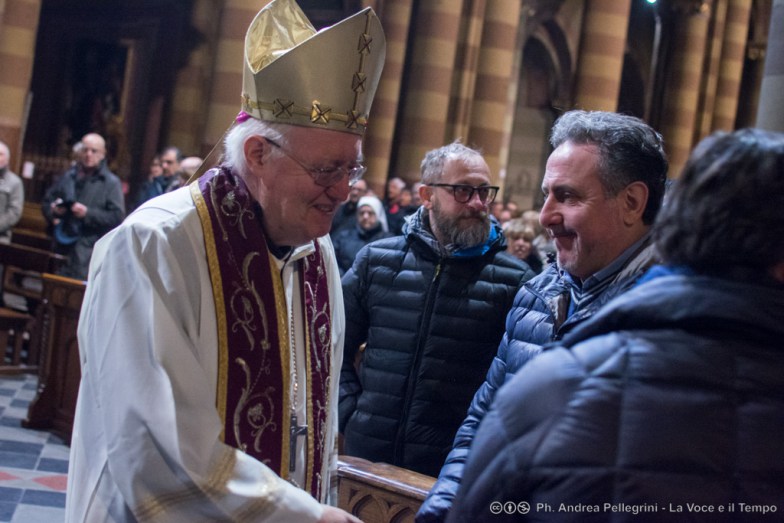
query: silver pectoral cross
[{"left": 289, "top": 412, "right": 308, "bottom": 472}]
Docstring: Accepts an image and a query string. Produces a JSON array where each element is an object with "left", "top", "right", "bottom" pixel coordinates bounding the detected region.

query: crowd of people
[
  {"left": 2, "top": 0, "right": 782, "bottom": 522},
  {"left": 22, "top": 136, "right": 204, "bottom": 282}
]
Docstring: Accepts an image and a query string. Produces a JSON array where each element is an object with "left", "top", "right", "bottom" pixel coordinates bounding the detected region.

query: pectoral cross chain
[{"left": 289, "top": 413, "right": 308, "bottom": 472}]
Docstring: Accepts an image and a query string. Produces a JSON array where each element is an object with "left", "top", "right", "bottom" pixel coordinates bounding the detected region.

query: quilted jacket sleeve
[{"left": 338, "top": 244, "right": 371, "bottom": 432}]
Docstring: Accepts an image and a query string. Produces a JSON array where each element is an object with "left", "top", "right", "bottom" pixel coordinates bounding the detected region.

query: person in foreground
[
  {"left": 418, "top": 110, "right": 668, "bottom": 521},
  {"left": 339, "top": 142, "right": 535, "bottom": 477},
  {"left": 65, "top": 0, "right": 385, "bottom": 521},
  {"left": 449, "top": 127, "right": 784, "bottom": 522}
]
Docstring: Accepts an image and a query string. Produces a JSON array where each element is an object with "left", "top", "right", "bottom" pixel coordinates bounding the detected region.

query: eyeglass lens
[{"left": 449, "top": 185, "right": 498, "bottom": 203}]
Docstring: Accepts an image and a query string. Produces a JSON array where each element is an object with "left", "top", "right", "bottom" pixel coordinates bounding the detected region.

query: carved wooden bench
[
  {"left": 23, "top": 274, "right": 85, "bottom": 443},
  {"left": 0, "top": 242, "right": 65, "bottom": 374},
  {"left": 337, "top": 455, "right": 436, "bottom": 523}
]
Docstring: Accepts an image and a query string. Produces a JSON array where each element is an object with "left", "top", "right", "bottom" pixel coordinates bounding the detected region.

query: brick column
[
  {"left": 756, "top": 0, "right": 784, "bottom": 131},
  {"left": 695, "top": 0, "right": 727, "bottom": 138},
  {"left": 361, "top": 0, "right": 414, "bottom": 195},
  {"left": 573, "top": 0, "right": 632, "bottom": 111},
  {"left": 201, "top": 0, "right": 264, "bottom": 155},
  {"left": 712, "top": 0, "right": 752, "bottom": 131},
  {"left": 393, "top": 1, "right": 462, "bottom": 182},
  {"left": 659, "top": 1, "right": 712, "bottom": 177},
  {"left": 466, "top": 0, "right": 521, "bottom": 185},
  {"left": 167, "top": 0, "right": 222, "bottom": 156},
  {"left": 450, "top": 0, "right": 486, "bottom": 141},
  {"left": 0, "top": 0, "right": 41, "bottom": 171}
]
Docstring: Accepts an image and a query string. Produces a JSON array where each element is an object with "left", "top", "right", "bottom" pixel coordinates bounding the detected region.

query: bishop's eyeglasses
[
  {"left": 428, "top": 183, "right": 500, "bottom": 204},
  {"left": 264, "top": 137, "right": 367, "bottom": 187}
]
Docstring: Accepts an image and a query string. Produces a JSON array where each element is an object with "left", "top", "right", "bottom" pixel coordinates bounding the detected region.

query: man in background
[
  {"left": 331, "top": 178, "right": 368, "bottom": 234},
  {"left": 340, "top": 141, "right": 535, "bottom": 477},
  {"left": 41, "top": 132, "right": 124, "bottom": 280},
  {"left": 0, "top": 141, "right": 23, "bottom": 245}
]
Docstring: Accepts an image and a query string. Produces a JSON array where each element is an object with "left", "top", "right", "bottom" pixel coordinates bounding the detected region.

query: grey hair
[
  {"left": 420, "top": 140, "right": 484, "bottom": 185},
  {"left": 223, "top": 118, "right": 291, "bottom": 180},
  {"left": 550, "top": 110, "right": 668, "bottom": 224}
]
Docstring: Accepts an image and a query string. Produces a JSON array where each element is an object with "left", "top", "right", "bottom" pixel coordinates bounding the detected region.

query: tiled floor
[{"left": 0, "top": 374, "right": 68, "bottom": 523}]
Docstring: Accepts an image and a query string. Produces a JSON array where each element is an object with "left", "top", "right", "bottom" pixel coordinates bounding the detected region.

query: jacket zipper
[{"left": 392, "top": 260, "right": 442, "bottom": 465}]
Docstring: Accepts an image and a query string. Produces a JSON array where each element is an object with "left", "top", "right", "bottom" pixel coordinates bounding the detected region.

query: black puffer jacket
[
  {"left": 339, "top": 208, "right": 535, "bottom": 477},
  {"left": 449, "top": 270, "right": 784, "bottom": 522}
]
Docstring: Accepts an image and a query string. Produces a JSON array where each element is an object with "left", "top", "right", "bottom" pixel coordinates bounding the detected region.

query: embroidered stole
[{"left": 190, "top": 167, "right": 332, "bottom": 499}]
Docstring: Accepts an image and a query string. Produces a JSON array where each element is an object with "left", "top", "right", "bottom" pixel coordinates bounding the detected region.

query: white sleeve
[{"left": 75, "top": 217, "right": 324, "bottom": 522}]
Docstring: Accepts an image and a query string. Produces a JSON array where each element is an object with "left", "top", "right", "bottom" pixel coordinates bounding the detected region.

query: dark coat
[
  {"left": 42, "top": 163, "right": 125, "bottom": 280},
  {"left": 418, "top": 238, "right": 657, "bottom": 522},
  {"left": 332, "top": 223, "right": 392, "bottom": 275},
  {"left": 340, "top": 208, "right": 535, "bottom": 477},
  {"left": 449, "top": 272, "right": 784, "bottom": 522}
]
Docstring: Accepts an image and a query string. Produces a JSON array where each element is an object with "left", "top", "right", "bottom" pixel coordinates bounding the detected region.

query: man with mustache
[
  {"left": 339, "top": 141, "right": 536, "bottom": 477},
  {"left": 418, "top": 110, "right": 668, "bottom": 522}
]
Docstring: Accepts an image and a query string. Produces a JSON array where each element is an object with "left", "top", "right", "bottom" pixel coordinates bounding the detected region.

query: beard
[{"left": 431, "top": 199, "right": 491, "bottom": 248}]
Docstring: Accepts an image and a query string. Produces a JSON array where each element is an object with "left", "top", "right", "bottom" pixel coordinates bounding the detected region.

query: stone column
[
  {"left": 696, "top": 0, "right": 727, "bottom": 138},
  {"left": 167, "top": 0, "right": 222, "bottom": 156},
  {"left": 393, "top": 1, "right": 462, "bottom": 182},
  {"left": 449, "top": 0, "right": 486, "bottom": 141},
  {"left": 659, "top": 1, "right": 712, "bottom": 177},
  {"left": 361, "top": 0, "right": 414, "bottom": 195},
  {"left": 756, "top": 0, "right": 784, "bottom": 131},
  {"left": 0, "top": 0, "right": 41, "bottom": 171},
  {"left": 712, "top": 0, "right": 752, "bottom": 131},
  {"left": 573, "top": 0, "right": 632, "bottom": 111},
  {"left": 201, "top": 0, "right": 264, "bottom": 155},
  {"left": 466, "top": 0, "right": 521, "bottom": 184}
]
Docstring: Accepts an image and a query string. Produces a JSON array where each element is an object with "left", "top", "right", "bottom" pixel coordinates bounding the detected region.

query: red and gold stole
[{"left": 190, "top": 166, "right": 332, "bottom": 498}]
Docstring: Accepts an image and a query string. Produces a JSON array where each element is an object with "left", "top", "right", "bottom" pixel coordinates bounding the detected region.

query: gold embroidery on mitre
[
  {"left": 273, "top": 99, "right": 295, "bottom": 118},
  {"left": 352, "top": 72, "right": 367, "bottom": 94},
  {"left": 310, "top": 101, "right": 331, "bottom": 125},
  {"left": 358, "top": 32, "right": 372, "bottom": 55},
  {"left": 240, "top": 2, "right": 384, "bottom": 135}
]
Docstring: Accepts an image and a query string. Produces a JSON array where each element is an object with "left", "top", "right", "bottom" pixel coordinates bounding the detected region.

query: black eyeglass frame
[
  {"left": 428, "top": 183, "right": 500, "bottom": 204},
  {"left": 264, "top": 137, "right": 367, "bottom": 187}
]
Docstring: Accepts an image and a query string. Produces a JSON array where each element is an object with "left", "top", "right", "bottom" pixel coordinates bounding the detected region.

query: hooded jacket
[
  {"left": 449, "top": 270, "right": 784, "bottom": 522},
  {"left": 339, "top": 207, "right": 535, "bottom": 477}
]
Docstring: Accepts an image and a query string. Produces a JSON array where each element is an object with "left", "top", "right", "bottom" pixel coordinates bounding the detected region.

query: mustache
[{"left": 461, "top": 210, "right": 488, "bottom": 220}]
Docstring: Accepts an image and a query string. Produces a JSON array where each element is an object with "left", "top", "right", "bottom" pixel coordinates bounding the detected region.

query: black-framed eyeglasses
[
  {"left": 428, "top": 183, "right": 499, "bottom": 204},
  {"left": 264, "top": 137, "right": 366, "bottom": 187}
]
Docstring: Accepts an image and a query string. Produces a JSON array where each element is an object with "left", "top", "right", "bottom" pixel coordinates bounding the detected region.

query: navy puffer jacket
[
  {"left": 448, "top": 272, "right": 784, "bottom": 522},
  {"left": 418, "top": 238, "right": 656, "bottom": 522},
  {"left": 339, "top": 207, "right": 535, "bottom": 477}
]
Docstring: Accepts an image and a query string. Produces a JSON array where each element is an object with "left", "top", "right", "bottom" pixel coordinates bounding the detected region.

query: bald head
[
  {"left": 0, "top": 141, "right": 9, "bottom": 170},
  {"left": 80, "top": 133, "right": 106, "bottom": 171}
]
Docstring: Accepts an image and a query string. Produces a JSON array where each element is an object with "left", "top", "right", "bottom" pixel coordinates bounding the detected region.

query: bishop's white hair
[{"left": 223, "top": 118, "right": 292, "bottom": 180}]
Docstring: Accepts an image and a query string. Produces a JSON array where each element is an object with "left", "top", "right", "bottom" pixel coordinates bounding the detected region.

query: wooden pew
[
  {"left": 0, "top": 243, "right": 66, "bottom": 373},
  {"left": 11, "top": 228, "right": 53, "bottom": 251},
  {"left": 16, "top": 201, "right": 49, "bottom": 236},
  {"left": 337, "top": 455, "right": 436, "bottom": 522},
  {"left": 23, "top": 274, "right": 85, "bottom": 444}
]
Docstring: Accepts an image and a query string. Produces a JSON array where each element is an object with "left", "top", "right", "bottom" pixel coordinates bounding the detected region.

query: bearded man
[{"left": 338, "top": 141, "right": 536, "bottom": 477}]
